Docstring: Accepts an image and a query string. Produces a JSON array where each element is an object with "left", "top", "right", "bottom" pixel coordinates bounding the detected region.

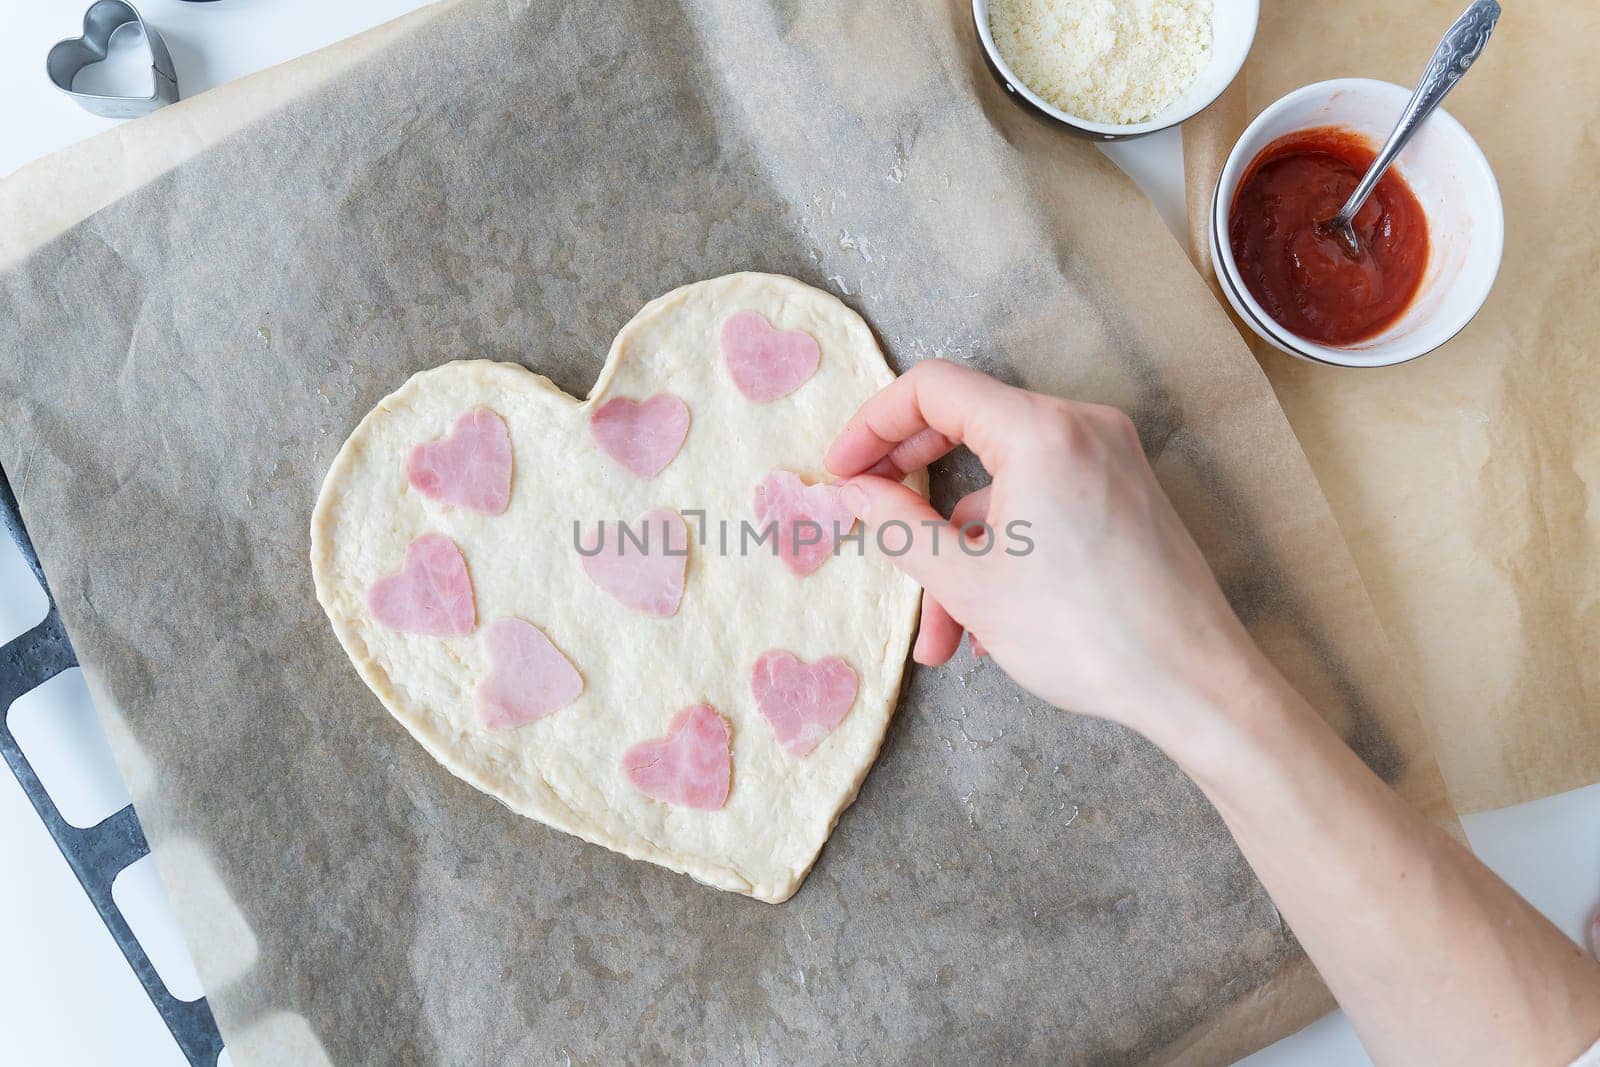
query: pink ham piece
[
  {"left": 750, "top": 651, "right": 859, "bottom": 758},
  {"left": 474, "top": 618, "right": 584, "bottom": 730},
  {"left": 367, "top": 533, "right": 475, "bottom": 636},
  {"left": 588, "top": 394, "right": 690, "bottom": 479},
  {"left": 406, "top": 407, "right": 513, "bottom": 515},
  {"left": 578, "top": 507, "right": 688, "bottom": 617},
  {"left": 720, "top": 310, "right": 821, "bottom": 402},
  {"left": 752, "top": 470, "right": 857, "bottom": 578},
  {"left": 622, "top": 704, "right": 732, "bottom": 810}
]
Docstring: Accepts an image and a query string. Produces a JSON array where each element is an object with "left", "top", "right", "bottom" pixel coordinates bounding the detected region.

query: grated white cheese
[{"left": 989, "top": 0, "right": 1213, "bottom": 125}]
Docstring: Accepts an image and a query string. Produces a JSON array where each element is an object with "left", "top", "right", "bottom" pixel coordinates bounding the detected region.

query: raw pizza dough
[{"left": 311, "top": 273, "right": 923, "bottom": 902}]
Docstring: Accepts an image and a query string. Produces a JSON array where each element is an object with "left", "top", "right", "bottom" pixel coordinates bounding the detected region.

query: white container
[
  {"left": 972, "top": 0, "right": 1260, "bottom": 140},
  {"left": 1210, "top": 78, "right": 1503, "bottom": 367}
]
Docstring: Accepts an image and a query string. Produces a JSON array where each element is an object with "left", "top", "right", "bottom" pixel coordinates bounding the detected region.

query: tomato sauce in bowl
[{"left": 1227, "top": 127, "right": 1428, "bottom": 347}]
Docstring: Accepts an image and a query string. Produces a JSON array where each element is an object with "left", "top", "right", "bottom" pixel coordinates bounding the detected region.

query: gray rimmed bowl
[{"left": 972, "top": 0, "right": 1259, "bottom": 140}]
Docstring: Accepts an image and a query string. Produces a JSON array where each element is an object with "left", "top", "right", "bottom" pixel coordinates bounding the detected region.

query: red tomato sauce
[{"left": 1228, "top": 127, "right": 1429, "bottom": 346}]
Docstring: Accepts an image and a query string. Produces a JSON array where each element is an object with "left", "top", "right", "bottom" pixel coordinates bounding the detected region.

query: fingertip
[
  {"left": 839, "top": 473, "right": 914, "bottom": 521},
  {"left": 915, "top": 592, "right": 965, "bottom": 666},
  {"left": 824, "top": 423, "right": 890, "bottom": 480},
  {"left": 837, "top": 480, "right": 869, "bottom": 519},
  {"left": 914, "top": 630, "right": 960, "bottom": 667},
  {"left": 839, "top": 473, "right": 901, "bottom": 505},
  {"left": 822, "top": 438, "right": 855, "bottom": 478},
  {"left": 862, "top": 456, "right": 902, "bottom": 480}
]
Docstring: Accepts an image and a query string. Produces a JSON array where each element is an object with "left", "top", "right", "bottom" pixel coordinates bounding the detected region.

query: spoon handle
[{"left": 1341, "top": 0, "right": 1501, "bottom": 220}]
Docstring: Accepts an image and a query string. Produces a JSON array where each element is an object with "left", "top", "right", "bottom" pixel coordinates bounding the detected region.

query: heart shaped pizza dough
[{"left": 311, "top": 273, "right": 922, "bottom": 903}]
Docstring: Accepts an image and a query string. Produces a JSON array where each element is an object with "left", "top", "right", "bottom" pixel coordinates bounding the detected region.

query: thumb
[{"left": 837, "top": 475, "right": 977, "bottom": 612}]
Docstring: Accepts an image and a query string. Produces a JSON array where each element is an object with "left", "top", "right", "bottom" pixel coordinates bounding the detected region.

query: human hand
[
  {"left": 829, "top": 371, "right": 1600, "bottom": 1067},
  {"left": 827, "top": 361, "right": 1274, "bottom": 752}
]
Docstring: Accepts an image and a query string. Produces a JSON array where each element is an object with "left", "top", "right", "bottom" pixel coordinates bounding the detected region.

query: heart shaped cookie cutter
[{"left": 47, "top": 0, "right": 179, "bottom": 118}]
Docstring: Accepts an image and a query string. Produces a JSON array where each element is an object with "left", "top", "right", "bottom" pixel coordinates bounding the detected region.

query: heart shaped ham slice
[
  {"left": 406, "top": 407, "right": 513, "bottom": 515},
  {"left": 475, "top": 618, "right": 584, "bottom": 730},
  {"left": 578, "top": 507, "right": 688, "bottom": 617},
  {"left": 589, "top": 394, "right": 690, "bottom": 479},
  {"left": 751, "top": 651, "right": 860, "bottom": 758},
  {"left": 367, "top": 533, "right": 475, "bottom": 636},
  {"left": 622, "top": 703, "right": 732, "bottom": 810},
  {"left": 753, "top": 471, "right": 857, "bottom": 578},
  {"left": 721, "top": 311, "right": 820, "bottom": 403}
]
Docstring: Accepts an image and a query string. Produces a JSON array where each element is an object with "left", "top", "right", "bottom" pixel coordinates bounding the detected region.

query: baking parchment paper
[
  {"left": 0, "top": 0, "right": 1455, "bottom": 1061},
  {"left": 1182, "top": 0, "right": 1600, "bottom": 814}
]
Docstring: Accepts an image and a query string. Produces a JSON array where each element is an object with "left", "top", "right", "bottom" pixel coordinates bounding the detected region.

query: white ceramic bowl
[
  {"left": 972, "top": 0, "right": 1260, "bottom": 140},
  {"left": 1210, "top": 78, "right": 1503, "bottom": 367}
]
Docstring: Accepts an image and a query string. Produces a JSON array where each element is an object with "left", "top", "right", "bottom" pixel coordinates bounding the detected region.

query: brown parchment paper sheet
[
  {"left": 0, "top": 0, "right": 1456, "bottom": 1062},
  {"left": 1183, "top": 1, "right": 1600, "bottom": 815}
]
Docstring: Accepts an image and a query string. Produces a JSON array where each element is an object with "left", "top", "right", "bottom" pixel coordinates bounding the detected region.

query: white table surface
[{"left": 2, "top": 4, "right": 1596, "bottom": 1065}]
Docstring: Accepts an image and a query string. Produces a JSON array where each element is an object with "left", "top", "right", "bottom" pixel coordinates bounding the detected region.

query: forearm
[{"left": 1170, "top": 657, "right": 1600, "bottom": 1066}]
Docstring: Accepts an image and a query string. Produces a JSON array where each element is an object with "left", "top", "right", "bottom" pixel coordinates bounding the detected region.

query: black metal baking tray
[{"left": 0, "top": 464, "right": 225, "bottom": 1065}]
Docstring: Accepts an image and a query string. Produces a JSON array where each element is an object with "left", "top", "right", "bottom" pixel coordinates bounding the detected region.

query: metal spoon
[{"left": 1323, "top": 0, "right": 1501, "bottom": 257}]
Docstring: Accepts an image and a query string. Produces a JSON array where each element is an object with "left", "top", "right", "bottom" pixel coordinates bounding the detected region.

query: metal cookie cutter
[{"left": 47, "top": 1, "right": 179, "bottom": 119}]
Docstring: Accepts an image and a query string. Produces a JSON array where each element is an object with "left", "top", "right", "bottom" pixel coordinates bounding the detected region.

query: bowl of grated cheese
[{"left": 974, "top": 0, "right": 1258, "bottom": 139}]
